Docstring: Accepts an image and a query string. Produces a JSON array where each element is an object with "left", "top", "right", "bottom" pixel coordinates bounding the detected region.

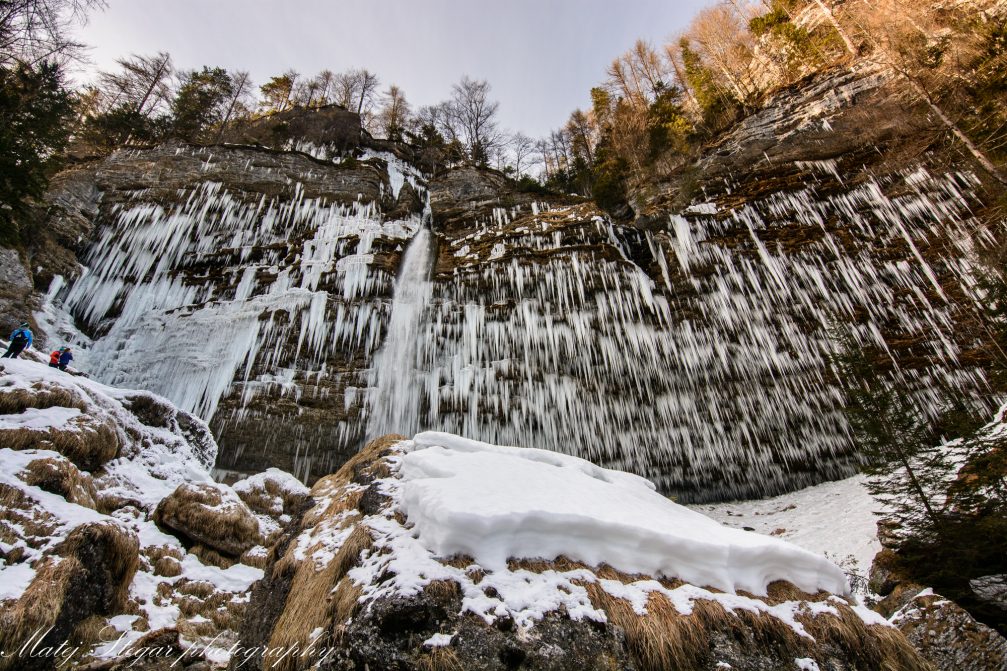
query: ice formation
[{"left": 41, "top": 142, "right": 996, "bottom": 499}]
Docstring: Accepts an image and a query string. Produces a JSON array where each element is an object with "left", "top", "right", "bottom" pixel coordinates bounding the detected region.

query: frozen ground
[{"left": 691, "top": 474, "right": 881, "bottom": 579}]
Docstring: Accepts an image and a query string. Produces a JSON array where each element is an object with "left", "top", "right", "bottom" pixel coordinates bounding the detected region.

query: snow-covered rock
[
  {"left": 236, "top": 433, "right": 929, "bottom": 671},
  {"left": 891, "top": 588, "right": 1007, "bottom": 671}
]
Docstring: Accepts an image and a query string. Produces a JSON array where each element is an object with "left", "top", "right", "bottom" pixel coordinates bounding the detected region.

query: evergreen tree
[
  {"left": 0, "top": 60, "right": 72, "bottom": 243},
  {"left": 830, "top": 329, "right": 951, "bottom": 541},
  {"left": 172, "top": 66, "right": 234, "bottom": 142},
  {"left": 259, "top": 72, "right": 296, "bottom": 113}
]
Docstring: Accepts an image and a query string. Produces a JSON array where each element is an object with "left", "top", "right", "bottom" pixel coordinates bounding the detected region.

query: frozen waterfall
[{"left": 366, "top": 226, "right": 434, "bottom": 440}]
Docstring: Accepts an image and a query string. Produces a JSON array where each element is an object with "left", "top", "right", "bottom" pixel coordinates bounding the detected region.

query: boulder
[
  {"left": 232, "top": 434, "right": 929, "bottom": 671},
  {"left": 970, "top": 574, "right": 1007, "bottom": 613},
  {"left": 892, "top": 588, "right": 1007, "bottom": 671},
  {"left": 0, "top": 521, "right": 139, "bottom": 671},
  {"left": 18, "top": 454, "right": 98, "bottom": 508},
  {"left": 154, "top": 483, "right": 262, "bottom": 557}
]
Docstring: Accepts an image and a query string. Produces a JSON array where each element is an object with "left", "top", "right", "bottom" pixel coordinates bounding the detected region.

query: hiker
[
  {"left": 1, "top": 322, "right": 32, "bottom": 359},
  {"left": 57, "top": 347, "right": 73, "bottom": 371},
  {"left": 49, "top": 348, "right": 60, "bottom": 368}
]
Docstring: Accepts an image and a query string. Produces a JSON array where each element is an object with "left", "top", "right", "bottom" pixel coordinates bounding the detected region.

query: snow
[
  {"left": 0, "top": 405, "right": 80, "bottom": 429},
  {"left": 0, "top": 563, "right": 36, "bottom": 600},
  {"left": 795, "top": 658, "right": 821, "bottom": 671},
  {"left": 398, "top": 432, "right": 849, "bottom": 597},
  {"left": 423, "top": 633, "right": 454, "bottom": 648},
  {"left": 693, "top": 473, "right": 881, "bottom": 576},
  {"left": 0, "top": 356, "right": 270, "bottom": 666},
  {"left": 340, "top": 434, "right": 900, "bottom": 644}
]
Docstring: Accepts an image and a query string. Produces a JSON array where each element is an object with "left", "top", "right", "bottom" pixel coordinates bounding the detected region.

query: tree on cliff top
[
  {"left": 172, "top": 67, "right": 235, "bottom": 142},
  {"left": 0, "top": 61, "right": 73, "bottom": 243},
  {"left": 0, "top": 0, "right": 105, "bottom": 67}
]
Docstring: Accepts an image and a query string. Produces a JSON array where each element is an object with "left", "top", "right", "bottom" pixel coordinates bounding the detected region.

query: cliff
[{"left": 2, "top": 60, "right": 1000, "bottom": 502}]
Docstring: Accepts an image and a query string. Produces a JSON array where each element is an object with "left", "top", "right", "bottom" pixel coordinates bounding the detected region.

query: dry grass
[
  {"left": 796, "top": 600, "right": 933, "bottom": 671},
  {"left": 331, "top": 580, "right": 364, "bottom": 628},
  {"left": 310, "top": 433, "right": 405, "bottom": 497},
  {"left": 18, "top": 456, "right": 98, "bottom": 508},
  {"left": 0, "top": 483, "right": 60, "bottom": 562},
  {"left": 484, "top": 556, "right": 926, "bottom": 671},
  {"left": 0, "top": 418, "right": 120, "bottom": 470},
  {"left": 264, "top": 525, "right": 374, "bottom": 671},
  {"left": 153, "top": 483, "right": 261, "bottom": 556},
  {"left": 190, "top": 543, "right": 238, "bottom": 569},
  {"left": 585, "top": 582, "right": 725, "bottom": 671},
  {"left": 236, "top": 474, "right": 311, "bottom": 518},
  {"left": 415, "top": 646, "right": 464, "bottom": 671},
  {"left": 0, "top": 383, "right": 85, "bottom": 414},
  {"left": 239, "top": 546, "right": 272, "bottom": 569},
  {"left": 258, "top": 436, "right": 407, "bottom": 671}
]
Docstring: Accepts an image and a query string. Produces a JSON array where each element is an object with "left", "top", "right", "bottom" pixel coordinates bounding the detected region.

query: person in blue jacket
[
  {"left": 57, "top": 347, "right": 73, "bottom": 371},
  {"left": 2, "top": 322, "right": 33, "bottom": 359}
]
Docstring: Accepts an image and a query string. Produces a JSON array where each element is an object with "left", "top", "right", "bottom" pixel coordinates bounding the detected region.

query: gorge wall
[{"left": 21, "top": 65, "right": 1004, "bottom": 502}]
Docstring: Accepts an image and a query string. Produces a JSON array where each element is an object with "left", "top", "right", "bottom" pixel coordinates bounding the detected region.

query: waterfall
[
  {"left": 41, "top": 142, "right": 998, "bottom": 499},
  {"left": 365, "top": 226, "right": 434, "bottom": 440}
]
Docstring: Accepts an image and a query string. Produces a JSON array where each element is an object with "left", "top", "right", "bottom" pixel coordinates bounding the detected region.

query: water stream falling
[{"left": 365, "top": 226, "right": 434, "bottom": 440}]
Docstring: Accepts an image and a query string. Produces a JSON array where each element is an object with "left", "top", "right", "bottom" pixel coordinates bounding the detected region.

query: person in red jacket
[{"left": 48, "top": 349, "right": 60, "bottom": 368}]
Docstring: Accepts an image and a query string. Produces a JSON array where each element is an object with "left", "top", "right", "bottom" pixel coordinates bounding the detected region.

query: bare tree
[
  {"left": 687, "top": 5, "right": 757, "bottom": 103},
  {"left": 448, "top": 76, "right": 502, "bottom": 164},
  {"left": 97, "top": 51, "right": 174, "bottom": 117},
  {"left": 376, "top": 84, "right": 411, "bottom": 140},
  {"left": 215, "top": 70, "right": 253, "bottom": 141},
  {"left": 509, "top": 131, "right": 536, "bottom": 176},
  {"left": 0, "top": 0, "right": 105, "bottom": 66},
  {"left": 313, "top": 69, "right": 336, "bottom": 106}
]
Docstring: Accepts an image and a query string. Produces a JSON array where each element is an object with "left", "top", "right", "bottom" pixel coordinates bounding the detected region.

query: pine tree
[
  {"left": 0, "top": 60, "right": 72, "bottom": 243},
  {"left": 830, "top": 329, "right": 951, "bottom": 542},
  {"left": 172, "top": 67, "right": 234, "bottom": 142}
]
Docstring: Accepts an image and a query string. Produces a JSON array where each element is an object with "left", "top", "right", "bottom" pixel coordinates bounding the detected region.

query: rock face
[
  {"left": 23, "top": 60, "right": 1003, "bottom": 501},
  {"left": 891, "top": 589, "right": 1007, "bottom": 671}
]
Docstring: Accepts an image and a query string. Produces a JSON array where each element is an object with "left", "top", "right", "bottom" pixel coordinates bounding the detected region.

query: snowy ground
[{"left": 691, "top": 474, "right": 882, "bottom": 583}]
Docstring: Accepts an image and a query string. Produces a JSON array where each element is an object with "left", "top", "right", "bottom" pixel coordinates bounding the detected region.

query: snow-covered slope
[{"left": 0, "top": 357, "right": 303, "bottom": 668}]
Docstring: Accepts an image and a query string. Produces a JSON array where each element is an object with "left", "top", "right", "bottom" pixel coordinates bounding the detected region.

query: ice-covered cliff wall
[{"left": 35, "top": 66, "right": 1003, "bottom": 501}]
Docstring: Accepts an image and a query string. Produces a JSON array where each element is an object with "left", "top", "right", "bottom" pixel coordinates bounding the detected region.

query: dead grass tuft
[
  {"left": 0, "top": 383, "right": 85, "bottom": 415},
  {"left": 0, "top": 483, "right": 60, "bottom": 559},
  {"left": 331, "top": 580, "right": 364, "bottom": 626},
  {"left": 18, "top": 456, "right": 98, "bottom": 508},
  {"left": 239, "top": 546, "right": 272, "bottom": 569},
  {"left": 585, "top": 583, "right": 718, "bottom": 671},
  {"left": 189, "top": 544, "right": 237, "bottom": 570},
  {"left": 415, "top": 646, "right": 464, "bottom": 671},
  {"left": 265, "top": 525, "right": 374, "bottom": 671},
  {"left": 1, "top": 418, "right": 120, "bottom": 471},
  {"left": 310, "top": 434, "right": 405, "bottom": 497},
  {"left": 424, "top": 579, "right": 461, "bottom": 602},
  {"left": 154, "top": 483, "right": 261, "bottom": 556}
]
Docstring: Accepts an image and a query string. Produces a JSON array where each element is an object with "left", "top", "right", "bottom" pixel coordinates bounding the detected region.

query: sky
[{"left": 71, "top": 0, "right": 715, "bottom": 138}]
